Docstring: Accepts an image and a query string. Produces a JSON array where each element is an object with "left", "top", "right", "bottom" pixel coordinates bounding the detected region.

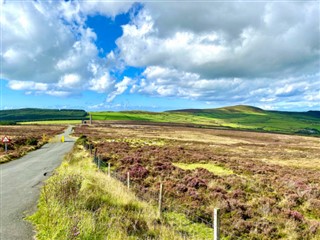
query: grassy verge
[
  {"left": 0, "top": 145, "right": 39, "bottom": 164},
  {"left": 28, "top": 141, "right": 212, "bottom": 239}
]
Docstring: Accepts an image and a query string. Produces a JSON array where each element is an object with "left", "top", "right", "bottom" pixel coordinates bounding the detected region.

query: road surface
[{"left": 0, "top": 126, "right": 76, "bottom": 240}]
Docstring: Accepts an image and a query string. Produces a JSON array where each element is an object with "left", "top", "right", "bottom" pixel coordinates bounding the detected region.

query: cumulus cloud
[
  {"left": 79, "top": 0, "right": 134, "bottom": 18},
  {"left": 115, "top": 1, "right": 319, "bottom": 108},
  {"left": 118, "top": 2, "right": 319, "bottom": 78},
  {"left": 1, "top": 0, "right": 133, "bottom": 100},
  {"left": 107, "top": 76, "right": 132, "bottom": 102},
  {"left": 89, "top": 71, "right": 114, "bottom": 93},
  {"left": 8, "top": 81, "right": 48, "bottom": 91},
  {"left": 133, "top": 66, "right": 320, "bottom": 108},
  {"left": 58, "top": 74, "right": 82, "bottom": 89},
  {"left": 1, "top": 0, "right": 319, "bottom": 109}
]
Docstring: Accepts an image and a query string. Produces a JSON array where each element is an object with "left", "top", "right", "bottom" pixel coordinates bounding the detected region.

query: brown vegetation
[{"left": 74, "top": 123, "right": 320, "bottom": 239}]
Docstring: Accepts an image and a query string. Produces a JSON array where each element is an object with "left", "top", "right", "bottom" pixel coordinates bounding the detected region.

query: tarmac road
[{"left": 0, "top": 126, "right": 76, "bottom": 240}]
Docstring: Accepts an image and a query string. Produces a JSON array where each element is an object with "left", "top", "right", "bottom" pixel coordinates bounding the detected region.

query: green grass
[
  {"left": 18, "top": 120, "right": 82, "bottom": 125},
  {"left": 173, "top": 163, "right": 234, "bottom": 176},
  {"left": 91, "top": 111, "right": 219, "bottom": 126},
  {"left": 164, "top": 212, "right": 214, "bottom": 240},
  {"left": 90, "top": 105, "right": 320, "bottom": 135}
]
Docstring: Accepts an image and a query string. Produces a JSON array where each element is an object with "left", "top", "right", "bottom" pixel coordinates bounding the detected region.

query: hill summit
[{"left": 167, "top": 105, "right": 265, "bottom": 114}]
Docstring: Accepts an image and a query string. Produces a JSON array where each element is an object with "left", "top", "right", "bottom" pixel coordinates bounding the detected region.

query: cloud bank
[
  {"left": 1, "top": 1, "right": 319, "bottom": 110},
  {"left": 117, "top": 1, "right": 319, "bottom": 109},
  {"left": 1, "top": 0, "right": 133, "bottom": 100}
]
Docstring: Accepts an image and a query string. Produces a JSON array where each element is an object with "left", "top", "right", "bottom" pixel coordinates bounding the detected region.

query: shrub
[{"left": 26, "top": 137, "right": 38, "bottom": 146}]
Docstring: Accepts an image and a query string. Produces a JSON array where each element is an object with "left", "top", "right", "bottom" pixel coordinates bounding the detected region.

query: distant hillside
[
  {"left": 0, "top": 108, "right": 88, "bottom": 122},
  {"left": 168, "top": 105, "right": 320, "bottom": 119},
  {"left": 166, "top": 105, "right": 320, "bottom": 135},
  {"left": 90, "top": 105, "right": 320, "bottom": 136},
  {"left": 168, "top": 105, "right": 265, "bottom": 113}
]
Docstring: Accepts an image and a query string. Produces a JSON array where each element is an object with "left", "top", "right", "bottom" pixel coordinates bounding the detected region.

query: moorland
[
  {"left": 66, "top": 122, "right": 320, "bottom": 239},
  {"left": 2, "top": 105, "right": 319, "bottom": 239}
]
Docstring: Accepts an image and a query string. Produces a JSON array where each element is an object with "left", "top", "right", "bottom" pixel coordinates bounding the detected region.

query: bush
[
  {"left": 76, "top": 135, "right": 88, "bottom": 145},
  {"left": 26, "top": 137, "right": 38, "bottom": 146}
]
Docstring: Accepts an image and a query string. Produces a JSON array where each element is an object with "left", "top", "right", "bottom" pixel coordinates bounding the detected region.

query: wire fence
[{"left": 83, "top": 143, "right": 220, "bottom": 240}]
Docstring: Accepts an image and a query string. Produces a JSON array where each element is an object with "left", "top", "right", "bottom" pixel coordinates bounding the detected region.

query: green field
[
  {"left": 91, "top": 111, "right": 219, "bottom": 125},
  {"left": 91, "top": 105, "right": 320, "bottom": 135}
]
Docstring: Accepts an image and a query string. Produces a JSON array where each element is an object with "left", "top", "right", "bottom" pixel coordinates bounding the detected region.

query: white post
[
  {"left": 108, "top": 162, "right": 111, "bottom": 176},
  {"left": 5, "top": 143, "right": 7, "bottom": 153},
  {"left": 214, "top": 208, "right": 220, "bottom": 240}
]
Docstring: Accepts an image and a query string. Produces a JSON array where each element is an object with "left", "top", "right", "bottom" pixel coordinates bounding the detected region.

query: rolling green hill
[
  {"left": 1, "top": 106, "right": 319, "bottom": 135},
  {"left": 0, "top": 108, "right": 88, "bottom": 123},
  {"left": 91, "top": 105, "right": 320, "bottom": 136}
]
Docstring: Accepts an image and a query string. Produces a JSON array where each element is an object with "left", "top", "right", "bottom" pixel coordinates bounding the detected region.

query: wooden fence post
[
  {"left": 108, "top": 162, "right": 111, "bottom": 176},
  {"left": 94, "top": 148, "right": 97, "bottom": 159},
  {"left": 214, "top": 208, "right": 220, "bottom": 240},
  {"left": 158, "top": 183, "right": 163, "bottom": 218},
  {"left": 127, "top": 172, "right": 130, "bottom": 189},
  {"left": 89, "top": 144, "right": 92, "bottom": 155}
]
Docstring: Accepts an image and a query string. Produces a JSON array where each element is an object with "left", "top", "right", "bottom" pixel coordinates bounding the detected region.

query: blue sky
[{"left": 1, "top": 1, "right": 319, "bottom": 111}]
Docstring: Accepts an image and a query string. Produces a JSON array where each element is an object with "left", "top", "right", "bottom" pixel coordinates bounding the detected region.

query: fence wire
[{"left": 85, "top": 143, "right": 218, "bottom": 240}]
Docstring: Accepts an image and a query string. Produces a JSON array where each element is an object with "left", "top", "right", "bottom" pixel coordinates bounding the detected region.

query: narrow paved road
[{"left": 0, "top": 126, "right": 76, "bottom": 240}]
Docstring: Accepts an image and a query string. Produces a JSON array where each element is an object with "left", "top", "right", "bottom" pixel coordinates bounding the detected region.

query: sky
[{"left": 0, "top": 0, "right": 319, "bottom": 112}]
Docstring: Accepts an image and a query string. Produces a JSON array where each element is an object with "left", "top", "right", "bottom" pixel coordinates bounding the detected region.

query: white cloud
[
  {"left": 133, "top": 66, "right": 320, "bottom": 108},
  {"left": 8, "top": 81, "right": 48, "bottom": 91},
  {"left": 2, "top": 1, "right": 75, "bottom": 84},
  {"left": 89, "top": 72, "right": 114, "bottom": 93},
  {"left": 107, "top": 76, "right": 132, "bottom": 102},
  {"left": 114, "top": 1, "right": 319, "bottom": 109},
  {"left": 45, "top": 90, "right": 71, "bottom": 97},
  {"left": 58, "top": 74, "right": 82, "bottom": 89},
  {"left": 118, "top": 2, "right": 319, "bottom": 79},
  {"left": 79, "top": 1, "right": 134, "bottom": 18},
  {"left": 1, "top": 0, "right": 132, "bottom": 97},
  {"left": 1, "top": 1, "right": 319, "bottom": 110}
]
